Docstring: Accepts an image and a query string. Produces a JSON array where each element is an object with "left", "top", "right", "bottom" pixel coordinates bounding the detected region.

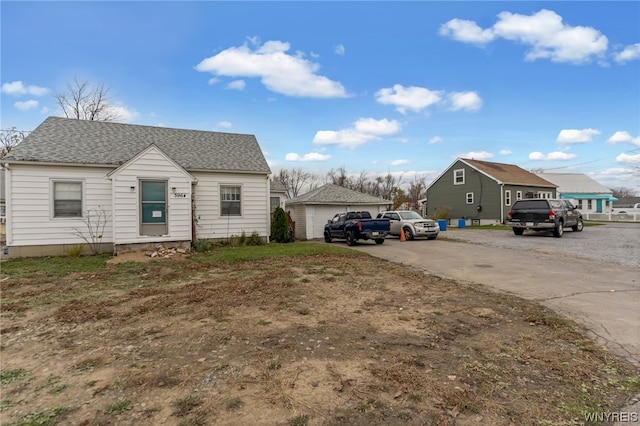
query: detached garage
[{"left": 285, "top": 184, "right": 392, "bottom": 240}]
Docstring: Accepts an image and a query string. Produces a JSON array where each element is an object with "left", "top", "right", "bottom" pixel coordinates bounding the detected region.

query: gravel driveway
[{"left": 437, "top": 222, "right": 639, "bottom": 268}]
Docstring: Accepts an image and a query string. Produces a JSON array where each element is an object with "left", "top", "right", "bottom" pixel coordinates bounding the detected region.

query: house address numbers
[{"left": 173, "top": 192, "right": 187, "bottom": 198}]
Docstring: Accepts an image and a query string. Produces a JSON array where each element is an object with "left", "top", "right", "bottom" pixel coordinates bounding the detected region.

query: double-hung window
[
  {"left": 454, "top": 169, "right": 465, "bottom": 185},
  {"left": 53, "top": 181, "right": 83, "bottom": 218},
  {"left": 221, "top": 185, "right": 241, "bottom": 216},
  {"left": 466, "top": 192, "right": 474, "bottom": 204}
]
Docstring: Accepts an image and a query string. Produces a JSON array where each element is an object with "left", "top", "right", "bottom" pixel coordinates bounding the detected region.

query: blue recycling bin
[
  {"left": 437, "top": 219, "right": 447, "bottom": 231},
  {"left": 458, "top": 218, "right": 466, "bottom": 229}
]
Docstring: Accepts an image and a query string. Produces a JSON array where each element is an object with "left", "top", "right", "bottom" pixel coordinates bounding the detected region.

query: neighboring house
[
  {"left": 425, "top": 158, "right": 557, "bottom": 225},
  {"left": 535, "top": 173, "right": 617, "bottom": 213},
  {"left": 285, "top": 183, "right": 392, "bottom": 240},
  {"left": 2, "top": 116, "right": 271, "bottom": 257},
  {"left": 270, "top": 180, "right": 287, "bottom": 213}
]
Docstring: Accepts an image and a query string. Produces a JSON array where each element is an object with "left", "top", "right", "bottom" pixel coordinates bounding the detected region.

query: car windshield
[{"left": 398, "top": 211, "right": 424, "bottom": 220}]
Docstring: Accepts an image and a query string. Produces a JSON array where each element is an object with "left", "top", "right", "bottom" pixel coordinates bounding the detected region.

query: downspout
[
  {"left": 500, "top": 183, "right": 504, "bottom": 224},
  {"left": 108, "top": 174, "right": 116, "bottom": 254},
  {"left": 266, "top": 175, "right": 271, "bottom": 243},
  {"left": 3, "top": 164, "right": 12, "bottom": 247}
]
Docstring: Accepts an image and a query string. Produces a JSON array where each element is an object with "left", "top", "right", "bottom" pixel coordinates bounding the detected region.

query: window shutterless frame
[
  {"left": 52, "top": 180, "right": 83, "bottom": 218},
  {"left": 140, "top": 180, "right": 168, "bottom": 236}
]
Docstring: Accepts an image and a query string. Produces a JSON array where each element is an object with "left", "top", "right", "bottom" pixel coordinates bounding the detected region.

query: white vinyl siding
[
  {"left": 7, "top": 164, "right": 113, "bottom": 247},
  {"left": 109, "top": 146, "right": 192, "bottom": 245},
  {"left": 192, "top": 172, "right": 269, "bottom": 239}
]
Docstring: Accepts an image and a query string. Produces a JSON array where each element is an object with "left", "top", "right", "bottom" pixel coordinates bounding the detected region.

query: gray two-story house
[{"left": 425, "top": 158, "right": 557, "bottom": 225}]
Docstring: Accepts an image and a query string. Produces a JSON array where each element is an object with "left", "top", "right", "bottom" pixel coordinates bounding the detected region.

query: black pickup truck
[
  {"left": 324, "top": 211, "right": 391, "bottom": 246},
  {"left": 506, "top": 198, "right": 584, "bottom": 238}
]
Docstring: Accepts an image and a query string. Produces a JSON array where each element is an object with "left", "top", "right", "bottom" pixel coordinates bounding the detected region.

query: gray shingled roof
[
  {"left": 286, "top": 184, "right": 391, "bottom": 205},
  {"left": 536, "top": 173, "right": 612, "bottom": 193},
  {"left": 4, "top": 116, "right": 271, "bottom": 173}
]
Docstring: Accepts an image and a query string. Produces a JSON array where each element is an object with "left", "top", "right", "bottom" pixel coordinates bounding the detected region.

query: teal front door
[
  {"left": 596, "top": 199, "right": 602, "bottom": 213},
  {"left": 140, "top": 180, "right": 167, "bottom": 236}
]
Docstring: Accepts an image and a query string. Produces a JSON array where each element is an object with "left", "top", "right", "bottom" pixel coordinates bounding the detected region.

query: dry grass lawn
[{"left": 1, "top": 242, "right": 638, "bottom": 425}]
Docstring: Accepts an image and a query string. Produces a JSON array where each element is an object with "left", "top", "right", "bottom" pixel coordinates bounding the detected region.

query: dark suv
[{"left": 506, "top": 199, "right": 583, "bottom": 238}]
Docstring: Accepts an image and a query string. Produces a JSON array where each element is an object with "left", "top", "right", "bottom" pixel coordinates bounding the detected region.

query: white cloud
[
  {"left": 391, "top": 159, "right": 410, "bottom": 166},
  {"left": 14, "top": 100, "right": 38, "bottom": 111},
  {"left": 441, "top": 9, "right": 608, "bottom": 64},
  {"left": 216, "top": 120, "right": 232, "bottom": 129},
  {"left": 557, "top": 128, "right": 600, "bottom": 143},
  {"left": 614, "top": 43, "right": 640, "bottom": 64},
  {"left": 313, "top": 118, "right": 401, "bottom": 149},
  {"left": 447, "top": 91, "right": 483, "bottom": 111},
  {"left": 428, "top": 136, "right": 443, "bottom": 144},
  {"left": 227, "top": 80, "right": 246, "bottom": 90},
  {"left": 195, "top": 40, "right": 348, "bottom": 98},
  {"left": 500, "top": 149, "right": 512, "bottom": 155},
  {"left": 460, "top": 151, "right": 494, "bottom": 160},
  {"left": 2, "top": 81, "right": 49, "bottom": 96},
  {"left": 285, "top": 152, "right": 331, "bottom": 162},
  {"left": 529, "top": 151, "right": 577, "bottom": 160},
  {"left": 607, "top": 131, "right": 640, "bottom": 147},
  {"left": 438, "top": 18, "right": 495, "bottom": 45},
  {"left": 334, "top": 44, "right": 345, "bottom": 55},
  {"left": 375, "top": 84, "right": 443, "bottom": 114},
  {"left": 107, "top": 105, "right": 139, "bottom": 122},
  {"left": 616, "top": 152, "right": 640, "bottom": 164}
]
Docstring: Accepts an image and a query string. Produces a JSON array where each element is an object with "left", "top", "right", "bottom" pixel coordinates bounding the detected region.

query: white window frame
[
  {"left": 538, "top": 191, "right": 553, "bottom": 199},
  {"left": 466, "top": 192, "right": 474, "bottom": 204},
  {"left": 51, "top": 180, "right": 84, "bottom": 218},
  {"left": 516, "top": 191, "right": 522, "bottom": 201},
  {"left": 454, "top": 169, "right": 465, "bottom": 185},
  {"left": 220, "top": 185, "right": 242, "bottom": 216},
  {"left": 505, "top": 190, "right": 512, "bottom": 206}
]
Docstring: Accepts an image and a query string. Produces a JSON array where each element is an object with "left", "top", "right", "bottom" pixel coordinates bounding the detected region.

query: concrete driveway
[{"left": 349, "top": 224, "right": 640, "bottom": 367}]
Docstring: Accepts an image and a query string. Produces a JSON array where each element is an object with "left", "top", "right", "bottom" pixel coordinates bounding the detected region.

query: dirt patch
[{"left": 1, "top": 249, "right": 638, "bottom": 425}]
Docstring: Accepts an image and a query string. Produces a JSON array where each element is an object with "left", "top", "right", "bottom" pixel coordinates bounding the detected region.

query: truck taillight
[
  {"left": 548, "top": 210, "right": 555, "bottom": 219},
  {"left": 507, "top": 210, "right": 513, "bottom": 219},
  {"left": 357, "top": 222, "right": 362, "bottom": 232}
]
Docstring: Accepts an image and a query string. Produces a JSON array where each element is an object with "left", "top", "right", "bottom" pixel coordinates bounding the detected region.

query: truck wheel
[
  {"left": 324, "top": 231, "right": 332, "bottom": 243},
  {"left": 403, "top": 226, "right": 414, "bottom": 240},
  {"left": 513, "top": 228, "right": 524, "bottom": 236},
  {"left": 374, "top": 239, "right": 385, "bottom": 245},
  {"left": 553, "top": 221, "right": 564, "bottom": 238},
  {"left": 572, "top": 218, "right": 584, "bottom": 232},
  {"left": 346, "top": 231, "right": 357, "bottom": 246}
]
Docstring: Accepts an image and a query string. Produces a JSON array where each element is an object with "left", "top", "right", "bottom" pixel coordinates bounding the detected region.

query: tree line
[{"left": 274, "top": 166, "right": 429, "bottom": 210}]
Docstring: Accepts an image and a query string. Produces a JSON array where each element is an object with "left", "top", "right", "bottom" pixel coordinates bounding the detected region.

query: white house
[
  {"left": 285, "top": 184, "right": 392, "bottom": 240},
  {"left": 535, "top": 173, "right": 617, "bottom": 214},
  {"left": 2, "top": 117, "right": 272, "bottom": 257}
]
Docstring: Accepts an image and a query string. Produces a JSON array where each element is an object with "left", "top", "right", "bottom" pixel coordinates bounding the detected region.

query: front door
[
  {"left": 140, "top": 180, "right": 168, "bottom": 236},
  {"left": 596, "top": 199, "right": 602, "bottom": 213}
]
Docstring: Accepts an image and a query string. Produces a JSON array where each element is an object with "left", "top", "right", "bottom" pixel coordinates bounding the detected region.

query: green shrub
[
  {"left": 192, "top": 239, "right": 211, "bottom": 252},
  {"left": 246, "top": 231, "right": 265, "bottom": 246},
  {"left": 270, "top": 207, "right": 290, "bottom": 243}
]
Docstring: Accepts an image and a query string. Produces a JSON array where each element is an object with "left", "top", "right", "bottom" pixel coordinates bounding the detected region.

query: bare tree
[
  {"left": 611, "top": 187, "right": 639, "bottom": 198},
  {"left": 55, "top": 78, "right": 121, "bottom": 121},
  {"left": 327, "top": 166, "right": 350, "bottom": 187},
  {"left": 406, "top": 175, "right": 427, "bottom": 210},
  {"left": 276, "top": 168, "right": 312, "bottom": 198},
  {"left": 376, "top": 172, "right": 403, "bottom": 201},
  {"left": 0, "top": 127, "right": 27, "bottom": 159}
]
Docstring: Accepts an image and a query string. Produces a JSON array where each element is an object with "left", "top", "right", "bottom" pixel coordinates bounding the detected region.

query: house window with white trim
[
  {"left": 538, "top": 191, "right": 553, "bottom": 199},
  {"left": 53, "top": 181, "right": 83, "bottom": 218},
  {"left": 505, "top": 190, "right": 512, "bottom": 206},
  {"left": 466, "top": 192, "right": 474, "bottom": 204},
  {"left": 221, "top": 185, "right": 241, "bottom": 216},
  {"left": 454, "top": 169, "right": 465, "bottom": 185},
  {"left": 516, "top": 191, "right": 522, "bottom": 201}
]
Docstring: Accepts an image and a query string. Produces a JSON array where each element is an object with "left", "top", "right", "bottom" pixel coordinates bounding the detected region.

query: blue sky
[{"left": 2, "top": 1, "right": 639, "bottom": 192}]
